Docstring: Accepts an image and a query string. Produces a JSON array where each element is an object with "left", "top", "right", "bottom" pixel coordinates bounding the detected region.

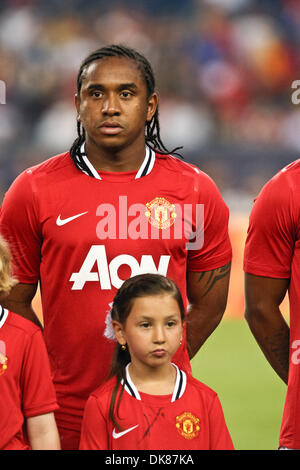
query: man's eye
[
  {"left": 140, "top": 322, "right": 150, "bottom": 328},
  {"left": 91, "top": 91, "right": 102, "bottom": 98},
  {"left": 167, "top": 321, "right": 176, "bottom": 327},
  {"left": 121, "top": 91, "right": 132, "bottom": 98}
]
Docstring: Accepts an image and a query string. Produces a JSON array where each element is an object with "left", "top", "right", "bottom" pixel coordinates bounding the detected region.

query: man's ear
[
  {"left": 74, "top": 93, "right": 80, "bottom": 115},
  {"left": 146, "top": 92, "right": 158, "bottom": 123}
]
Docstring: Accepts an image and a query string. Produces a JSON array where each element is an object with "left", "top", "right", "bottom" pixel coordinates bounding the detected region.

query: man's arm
[
  {"left": 186, "top": 262, "right": 231, "bottom": 359},
  {"left": 1, "top": 282, "right": 42, "bottom": 328},
  {"left": 244, "top": 273, "right": 289, "bottom": 384}
]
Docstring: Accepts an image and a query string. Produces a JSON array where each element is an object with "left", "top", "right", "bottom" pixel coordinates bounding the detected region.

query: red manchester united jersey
[
  {"left": 0, "top": 148, "right": 232, "bottom": 431},
  {"left": 244, "top": 159, "right": 300, "bottom": 449},
  {"left": 79, "top": 364, "right": 234, "bottom": 450},
  {"left": 0, "top": 308, "right": 58, "bottom": 450}
]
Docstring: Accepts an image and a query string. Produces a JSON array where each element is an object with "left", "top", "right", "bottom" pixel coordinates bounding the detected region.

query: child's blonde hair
[{"left": 0, "top": 235, "right": 17, "bottom": 293}]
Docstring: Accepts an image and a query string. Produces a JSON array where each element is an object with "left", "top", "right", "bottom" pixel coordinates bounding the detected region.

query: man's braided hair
[{"left": 70, "top": 44, "right": 183, "bottom": 162}]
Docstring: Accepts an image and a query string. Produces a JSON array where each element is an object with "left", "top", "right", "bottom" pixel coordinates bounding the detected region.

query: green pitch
[{"left": 191, "top": 317, "right": 287, "bottom": 450}]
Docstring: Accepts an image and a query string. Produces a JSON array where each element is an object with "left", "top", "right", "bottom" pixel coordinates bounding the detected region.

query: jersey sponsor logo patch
[
  {"left": 145, "top": 197, "right": 176, "bottom": 230},
  {"left": 0, "top": 340, "right": 7, "bottom": 376},
  {"left": 56, "top": 211, "right": 88, "bottom": 226},
  {"left": 176, "top": 412, "right": 200, "bottom": 440},
  {"left": 112, "top": 424, "right": 139, "bottom": 439},
  {"left": 70, "top": 245, "right": 170, "bottom": 290}
]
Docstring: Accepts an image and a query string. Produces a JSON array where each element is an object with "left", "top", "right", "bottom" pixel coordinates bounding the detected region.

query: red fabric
[
  {"left": 56, "top": 424, "right": 80, "bottom": 451},
  {"left": 0, "top": 151, "right": 231, "bottom": 432},
  {"left": 79, "top": 373, "right": 234, "bottom": 450},
  {"left": 244, "top": 159, "right": 300, "bottom": 449},
  {"left": 0, "top": 311, "right": 58, "bottom": 450}
]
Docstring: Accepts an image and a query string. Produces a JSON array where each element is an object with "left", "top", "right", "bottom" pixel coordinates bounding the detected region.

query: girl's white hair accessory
[{"left": 103, "top": 303, "right": 117, "bottom": 341}]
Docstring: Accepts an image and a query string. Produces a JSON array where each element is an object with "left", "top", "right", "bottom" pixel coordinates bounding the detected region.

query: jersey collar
[
  {"left": 0, "top": 306, "right": 9, "bottom": 329},
  {"left": 73, "top": 143, "right": 156, "bottom": 180},
  {"left": 122, "top": 363, "right": 187, "bottom": 402}
]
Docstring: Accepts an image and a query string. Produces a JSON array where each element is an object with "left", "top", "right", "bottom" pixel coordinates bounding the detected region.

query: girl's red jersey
[
  {"left": 0, "top": 309, "right": 58, "bottom": 450},
  {"left": 80, "top": 364, "right": 234, "bottom": 450}
]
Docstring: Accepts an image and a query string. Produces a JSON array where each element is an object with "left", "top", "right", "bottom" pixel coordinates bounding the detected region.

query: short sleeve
[
  {"left": 0, "top": 170, "right": 42, "bottom": 283},
  {"left": 80, "top": 395, "right": 108, "bottom": 450},
  {"left": 208, "top": 395, "right": 234, "bottom": 450},
  {"left": 187, "top": 174, "right": 232, "bottom": 272},
  {"left": 21, "top": 329, "right": 58, "bottom": 417},
  {"left": 244, "top": 171, "right": 297, "bottom": 278}
]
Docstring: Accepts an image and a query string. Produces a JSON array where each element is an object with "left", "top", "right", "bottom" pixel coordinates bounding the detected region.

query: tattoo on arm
[
  {"left": 264, "top": 326, "right": 289, "bottom": 376},
  {"left": 198, "top": 262, "right": 231, "bottom": 296}
]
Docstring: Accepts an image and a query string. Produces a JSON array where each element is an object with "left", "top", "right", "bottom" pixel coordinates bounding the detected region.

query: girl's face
[{"left": 114, "top": 294, "right": 183, "bottom": 372}]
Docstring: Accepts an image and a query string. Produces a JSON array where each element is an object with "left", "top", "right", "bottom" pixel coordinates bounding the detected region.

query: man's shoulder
[
  {"left": 256, "top": 159, "right": 300, "bottom": 204},
  {"left": 269, "top": 159, "right": 300, "bottom": 186},
  {"left": 156, "top": 153, "right": 219, "bottom": 190},
  {"left": 21, "top": 151, "right": 73, "bottom": 178},
  {"left": 6, "top": 152, "right": 77, "bottom": 197},
  {"left": 280, "top": 159, "right": 300, "bottom": 174},
  {"left": 158, "top": 153, "right": 205, "bottom": 176}
]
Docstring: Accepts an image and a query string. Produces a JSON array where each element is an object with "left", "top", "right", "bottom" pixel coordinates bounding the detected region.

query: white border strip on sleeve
[{"left": 0, "top": 307, "right": 9, "bottom": 329}]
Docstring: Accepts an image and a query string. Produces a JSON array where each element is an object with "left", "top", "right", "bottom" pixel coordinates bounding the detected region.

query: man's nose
[{"left": 102, "top": 93, "right": 120, "bottom": 115}]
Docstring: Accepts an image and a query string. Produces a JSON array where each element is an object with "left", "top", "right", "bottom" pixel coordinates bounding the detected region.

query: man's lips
[{"left": 99, "top": 121, "right": 123, "bottom": 135}]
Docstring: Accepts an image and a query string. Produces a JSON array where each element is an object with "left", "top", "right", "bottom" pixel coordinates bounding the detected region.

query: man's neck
[{"left": 84, "top": 140, "right": 147, "bottom": 173}]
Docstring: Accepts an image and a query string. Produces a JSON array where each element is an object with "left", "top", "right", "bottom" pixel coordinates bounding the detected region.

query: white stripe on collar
[
  {"left": 79, "top": 143, "right": 155, "bottom": 180},
  {"left": 0, "top": 307, "right": 9, "bottom": 329},
  {"left": 122, "top": 363, "right": 186, "bottom": 402},
  {"left": 135, "top": 146, "right": 155, "bottom": 179},
  {"left": 123, "top": 363, "right": 141, "bottom": 400},
  {"left": 171, "top": 363, "right": 186, "bottom": 402}
]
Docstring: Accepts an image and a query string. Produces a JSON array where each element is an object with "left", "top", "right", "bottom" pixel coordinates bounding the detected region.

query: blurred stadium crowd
[{"left": 1, "top": 0, "right": 300, "bottom": 211}]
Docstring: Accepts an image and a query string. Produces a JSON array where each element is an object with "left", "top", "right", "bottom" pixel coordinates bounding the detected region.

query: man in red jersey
[
  {"left": 244, "top": 160, "right": 300, "bottom": 449},
  {"left": 0, "top": 45, "right": 232, "bottom": 449}
]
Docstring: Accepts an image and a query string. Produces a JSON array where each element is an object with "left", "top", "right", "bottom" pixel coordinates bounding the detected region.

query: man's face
[{"left": 75, "top": 57, "right": 158, "bottom": 153}]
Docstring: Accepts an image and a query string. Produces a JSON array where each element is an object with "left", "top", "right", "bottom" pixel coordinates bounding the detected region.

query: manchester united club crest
[
  {"left": 0, "top": 340, "right": 7, "bottom": 376},
  {"left": 145, "top": 197, "right": 176, "bottom": 230},
  {"left": 176, "top": 412, "right": 200, "bottom": 439}
]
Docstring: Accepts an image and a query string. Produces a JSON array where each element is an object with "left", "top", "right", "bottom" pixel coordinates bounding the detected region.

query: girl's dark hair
[
  {"left": 70, "top": 44, "right": 183, "bottom": 163},
  {"left": 108, "top": 273, "right": 185, "bottom": 430}
]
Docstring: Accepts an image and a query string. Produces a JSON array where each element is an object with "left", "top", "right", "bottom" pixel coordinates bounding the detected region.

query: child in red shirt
[
  {"left": 80, "top": 273, "right": 234, "bottom": 450},
  {"left": 0, "top": 235, "right": 60, "bottom": 450}
]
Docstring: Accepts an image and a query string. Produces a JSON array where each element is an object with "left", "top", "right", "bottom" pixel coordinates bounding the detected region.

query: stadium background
[{"left": 0, "top": 0, "right": 297, "bottom": 449}]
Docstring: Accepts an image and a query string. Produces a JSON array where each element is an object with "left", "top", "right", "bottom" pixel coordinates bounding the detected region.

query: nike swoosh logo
[
  {"left": 56, "top": 211, "right": 88, "bottom": 226},
  {"left": 112, "top": 425, "right": 139, "bottom": 439}
]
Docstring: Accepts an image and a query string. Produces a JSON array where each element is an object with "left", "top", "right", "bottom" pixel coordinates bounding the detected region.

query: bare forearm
[
  {"left": 29, "top": 428, "right": 61, "bottom": 450},
  {"left": 27, "top": 413, "right": 61, "bottom": 450},
  {"left": 187, "top": 263, "right": 231, "bottom": 359},
  {"left": 186, "top": 305, "right": 224, "bottom": 359},
  {"left": 244, "top": 274, "right": 290, "bottom": 384},
  {"left": 245, "top": 306, "right": 289, "bottom": 384}
]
